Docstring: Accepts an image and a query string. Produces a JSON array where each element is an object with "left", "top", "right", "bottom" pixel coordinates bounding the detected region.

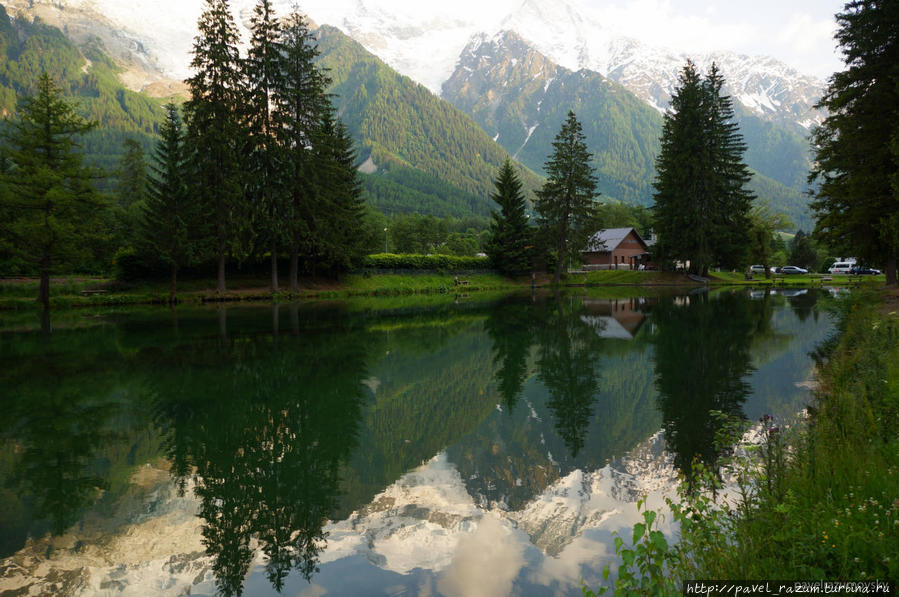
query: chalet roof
[{"left": 585, "top": 227, "right": 648, "bottom": 253}]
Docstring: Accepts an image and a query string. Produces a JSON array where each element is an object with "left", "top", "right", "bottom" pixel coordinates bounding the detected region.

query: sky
[
  {"left": 305, "top": 0, "right": 846, "bottom": 80},
  {"left": 579, "top": 0, "right": 844, "bottom": 80}
]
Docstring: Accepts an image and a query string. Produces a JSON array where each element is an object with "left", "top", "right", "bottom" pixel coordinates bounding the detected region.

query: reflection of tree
[
  {"left": 535, "top": 296, "right": 603, "bottom": 458},
  {"left": 786, "top": 289, "right": 818, "bottom": 322},
  {"left": 1, "top": 331, "right": 120, "bottom": 548},
  {"left": 151, "top": 310, "right": 369, "bottom": 596},
  {"left": 652, "top": 292, "right": 763, "bottom": 480},
  {"left": 483, "top": 298, "right": 534, "bottom": 412}
]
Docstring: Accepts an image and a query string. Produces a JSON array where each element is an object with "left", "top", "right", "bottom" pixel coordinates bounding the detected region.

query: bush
[{"left": 362, "top": 253, "right": 490, "bottom": 271}]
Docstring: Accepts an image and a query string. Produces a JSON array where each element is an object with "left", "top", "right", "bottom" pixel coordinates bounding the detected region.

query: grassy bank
[
  {"left": 709, "top": 270, "right": 886, "bottom": 287},
  {"left": 0, "top": 270, "right": 706, "bottom": 310},
  {"left": 711, "top": 288, "right": 898, "bottom": 580},
  {"left": 589, "top": 288, "right": 899, "bottom": 595}
]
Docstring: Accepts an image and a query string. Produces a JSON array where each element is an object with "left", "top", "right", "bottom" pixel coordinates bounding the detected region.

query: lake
[{"left": 0, "top": 288, "right": 838, "bottom": 596}]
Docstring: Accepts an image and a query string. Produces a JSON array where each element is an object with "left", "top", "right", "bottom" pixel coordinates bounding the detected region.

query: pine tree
[
  {"left": 652, "top": 61, "right": 754, "bottom": 276},
  {"left": 116, "top": 138, "right": 148, "bottom": 209},
  {"left": 705, "top": 64, "right": 753, "bottom": 269},
  {"left": 810, "top": 0, "right": 899, "bottom": 284},
  {"left": 486, "top": 159, "right": 531, "bottom": 276},
  {"left": 276, "top": 11, "right": 331, "bottom": 291},
  {"left": 0, "top": 72, "right": 101, "bottom": 309},
  {"left": 534, "top": 111, "right": 599, "bottom": 285},
  {"left": 143, "top": 103, "right": 203, "bottom": 303},
  {"left": 244, "top": 0, "right": 286, "bottom": 292},
  {"left": 184, "top": 0, "right": 245, "bottom": 293},
  {"left": 311, "top": 114, "right": 365, "bottom": 275}
]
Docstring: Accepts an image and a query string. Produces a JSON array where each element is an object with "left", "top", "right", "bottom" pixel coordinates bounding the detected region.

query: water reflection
[
  {"left": 149, "top": 306, "right": 369, "bottom": 596},
  {"left": 651, "top": 291, "right": 770, "bottom": 480},
  {"left": 0, "top": 291, "right": 836, "bottom": 596}
]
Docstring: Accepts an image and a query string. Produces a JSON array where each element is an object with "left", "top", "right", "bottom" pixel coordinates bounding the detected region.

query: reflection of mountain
[
  {"left": 338, "top": 317, "right": 501, "bottom": 520},
  {"left": 449, "top": 296, "right": 661, "bottom": 511}
]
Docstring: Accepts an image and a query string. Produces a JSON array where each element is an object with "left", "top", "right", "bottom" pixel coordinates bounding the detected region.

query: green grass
[
  {"left": 709, "top": 271, "right": 886, "bottom": 286},
  {"left": 563, "top": 270, "right": 694, "bottom": 285},
  {"left": 707, "top": 290, "right": 899, "bottom": 580}
]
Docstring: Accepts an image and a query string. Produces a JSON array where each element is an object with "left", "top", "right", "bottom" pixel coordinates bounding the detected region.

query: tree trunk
[
  {"left": 271, "top": 246, "right": 279, "bottom": 294},
  {"left": 40, "top": 307, "right": 51, "bottom": 342},
  {"left": 38, "top": 254, "right": 50, "bottom": 310},
  {"left": 170, "top": 264, "right": 178, "bottom": 305},
  {"left": 272, "top": 303, "right": 280, "bottom": 341},
  {"left": 289, "top": 245, "right": 299, "bottom": 294},
  {"left": 218, "top": 305, "right": 227, "bottom": 346},
  {"left": 290, "top": 302, "right": 299, "bottom": 336},
  {"left": 217, "top": 247, "right": 226, "bottom": 294},
  {"left": 886, "top": 257, "right": 897, "bottom": 285}
]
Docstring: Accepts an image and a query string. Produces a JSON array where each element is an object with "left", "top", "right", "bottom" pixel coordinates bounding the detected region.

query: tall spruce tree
[
  {"left": 810, "top": 1, "right": 899, "bottom": 284},
  {"left": 116, "top": 138, "right": 148, "bottom": 209},
  {"left": 705, "top": 64, "right": 753, "bottom": 269},
  {"left": 143, "top": 103, "right": 203, "bottom": 304},
  {"left": 652, "top": 61, "right": 754, "bottom": 276},
  {"left": 184, "top": 0, "right": 245, "bottom": 293},
  {"left": 276, "top": 11, "right": 331, "bottom": 292},
  {"left": 311, "top": 114, "right": 365, "bottom": 275},
  {"left": 534, "top": 111, "right": 600, "bottom": 285},
  {"left": 244, "top": 0, "right": 286, "bottom": 293},
  {"left": 486, "top": 159, "right": 532, "bottom": 276},
  {"left": 0, "top": 73, "right": 101, "bottom": 309}
]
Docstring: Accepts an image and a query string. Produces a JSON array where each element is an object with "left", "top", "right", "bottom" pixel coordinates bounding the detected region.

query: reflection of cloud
[
  {"left": 296, "top": 584, "right": 328, "bottom": 597},
  {"left": 531, "top": 533, "right": 612, "bottom": 590},
  {"left": 436, "top": 515, "right": 525, "bottom": 597}
]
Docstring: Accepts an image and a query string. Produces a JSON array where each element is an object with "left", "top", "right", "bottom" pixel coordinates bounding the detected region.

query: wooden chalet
[{"left": 582, "top": 227, "right": 654, "bottom": 270}]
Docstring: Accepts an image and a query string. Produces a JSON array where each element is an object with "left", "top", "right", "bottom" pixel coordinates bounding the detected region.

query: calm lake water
[{"left": 0, "top": 288, "right": 839, "bottom": 596}]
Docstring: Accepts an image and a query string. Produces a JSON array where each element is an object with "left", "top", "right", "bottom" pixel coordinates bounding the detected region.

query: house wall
[{"left": 583, "top": 231, "right": 648, "bottom": 269}]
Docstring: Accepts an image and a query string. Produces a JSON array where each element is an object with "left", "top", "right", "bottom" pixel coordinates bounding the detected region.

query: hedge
[{"left": 362, "top": 253, "right": 491, "bottom": 270}]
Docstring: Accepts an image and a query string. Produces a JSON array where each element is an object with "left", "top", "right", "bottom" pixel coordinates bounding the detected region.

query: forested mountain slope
[
  {"left": 315, "top": 25, "right": 543, "bottom": 217},
  {"left": 0, "top": 6, "right": 165, "bottom": 176}
]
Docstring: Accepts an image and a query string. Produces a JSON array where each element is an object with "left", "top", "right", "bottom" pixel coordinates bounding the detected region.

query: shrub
[{"left": 362, "top": 253, "right": 491, "bottom": 271}]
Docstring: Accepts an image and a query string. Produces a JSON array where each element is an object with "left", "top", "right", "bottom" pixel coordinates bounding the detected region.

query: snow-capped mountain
[
  {"left": 1, "top": 0, "right": 825, "bottom": 130},
  {"left": 496, "top": 0, "right": 825, "bottom": 129}
]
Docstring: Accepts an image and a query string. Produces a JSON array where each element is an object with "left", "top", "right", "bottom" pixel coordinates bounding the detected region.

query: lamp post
[{"left": 384, "top": 227, "right": 388, "bottom": 253}]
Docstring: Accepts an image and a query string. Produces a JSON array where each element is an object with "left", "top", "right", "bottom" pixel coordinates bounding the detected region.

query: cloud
[
  {"left": 436, "top": 515, "right": 526, "bottom": 597},
  {"left": 777, "top": 13, "right": 837, "bottom": 54}
]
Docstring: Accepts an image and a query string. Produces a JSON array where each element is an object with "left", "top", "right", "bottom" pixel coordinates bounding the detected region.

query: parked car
[
  {"left": 828, "top": 262, "right": 854, "bottom": 274},
  {"left": 781, "top": 265, "right": 808, "bottom": 275},
  {"left": 850, "top": 265, "right": 881, "bottom": 275},
  {"left": 749, "top": 265, "right": 766, "bottom": 274}
]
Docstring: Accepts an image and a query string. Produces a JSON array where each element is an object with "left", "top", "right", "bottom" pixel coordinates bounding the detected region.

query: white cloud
[
  {"left": 436, "top": 515, "right": 526, "bottom": 597},
  {"left": 777, "top": 13, "right": 837, "bottom": 54}
]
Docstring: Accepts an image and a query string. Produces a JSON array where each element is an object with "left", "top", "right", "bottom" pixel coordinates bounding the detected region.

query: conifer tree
[
  {"left": 276, "top": 11, "right": 331, "bottom": 291},
  {"left": 184, "top": 0, "right": 244, "bottom": 293},
  {"left": 0, "top": 72, "right": 101, "bottom": 309},
  {"left": 652, "top": 61, "right": 754, "bottom": 276},
  {"left": 534, "top": 111, "right": 599, "bottom": 285},
  {"left": 310, "top": 114, "right": 365, "bottom": 275},
  {"left": 810, "top": 0, "right": 899, "bottom": 284},
  {"left": 486, "top": 159, "right": 531, "bottom": 276},
  {"left": 705, "top": 64, "right": 753, "bottom": 269},
  {"left": 116, "top": 138, "right": 148, "bottom": 209},
  {"left": 143, "top": 103, "right": 203, "bottom": 304},
  {"left": 244, "top": 0, "right": 286, "bottom": 292}
]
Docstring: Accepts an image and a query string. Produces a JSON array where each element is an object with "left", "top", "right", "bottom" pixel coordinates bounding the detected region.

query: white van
[{"left": 829, "top": 262, "right": 854, "bottom": 274}]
